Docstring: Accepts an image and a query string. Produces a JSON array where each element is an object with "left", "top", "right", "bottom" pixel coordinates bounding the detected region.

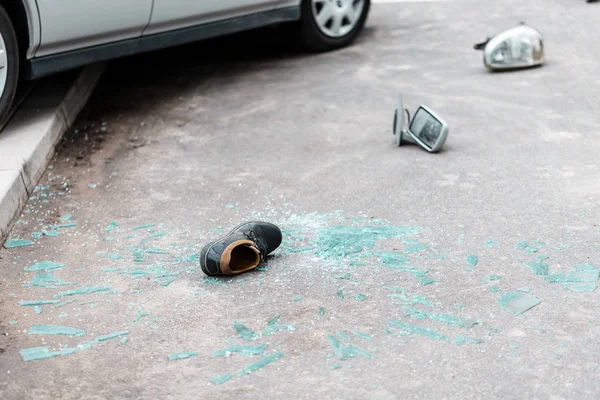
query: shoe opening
[
  {"left": 230, "top": 245, "right": 261, "bottom": 273},
  {"left": 220, "top": 239, "right": 261, "bottom": 275}
]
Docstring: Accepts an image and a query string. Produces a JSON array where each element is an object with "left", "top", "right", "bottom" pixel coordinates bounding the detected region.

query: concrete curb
[{"left": 0, "top": 63, "right": 106, "bottom": 243}]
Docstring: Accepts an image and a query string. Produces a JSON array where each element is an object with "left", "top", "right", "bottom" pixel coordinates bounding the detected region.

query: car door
[
  {"left": 34, "top": 0, "right": 153, "bottom": 57},
  {"left": 145, "top": 0, "right": 292, "bottom": 36}
]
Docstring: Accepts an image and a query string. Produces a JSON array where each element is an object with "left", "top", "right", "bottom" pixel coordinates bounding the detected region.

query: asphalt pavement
[{"left": 1, "top": 0, "right": 600, "bottom": 398}]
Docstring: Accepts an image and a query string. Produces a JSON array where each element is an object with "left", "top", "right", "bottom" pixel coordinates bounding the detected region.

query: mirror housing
[
  {"left": 392, "top": 95, "right": 449, "bottom": 153},
  {"left": 474, "top": 23, "right": 544, "bottom": 71},
  {"left": 393, "top": 95, "right": 407, "bottom": 146}
]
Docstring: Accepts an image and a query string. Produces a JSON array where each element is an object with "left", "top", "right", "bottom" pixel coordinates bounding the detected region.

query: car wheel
[
  {"left": 0, "top": 4, "right": 20, "bottom": 127},
  {"left": 299, "top": 0, "right": 371, "bottom": 52}
]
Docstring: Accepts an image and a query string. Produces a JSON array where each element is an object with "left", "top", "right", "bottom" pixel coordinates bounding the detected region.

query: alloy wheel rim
[{"left": 311, "top": 0, "right": 365, "bottom": 38}]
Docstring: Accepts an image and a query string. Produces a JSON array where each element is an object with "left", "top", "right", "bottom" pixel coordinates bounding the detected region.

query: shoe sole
[{"left": 200, "top": 221, "right": 265, "bottom": 276}]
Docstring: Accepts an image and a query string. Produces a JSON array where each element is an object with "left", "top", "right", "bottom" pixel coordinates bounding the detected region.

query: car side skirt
[{"left": 27, "top": 6, "right": 300, "bottom": 79}]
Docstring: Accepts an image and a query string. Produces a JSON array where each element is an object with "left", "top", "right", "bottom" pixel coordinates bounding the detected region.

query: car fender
[{"left": 20, "top": 0, "right": 41, "bottom": 59}]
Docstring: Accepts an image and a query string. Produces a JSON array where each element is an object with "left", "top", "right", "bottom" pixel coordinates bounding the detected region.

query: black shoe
[{"left": 200, "top": 221, "right": 282, "bottom": 276}]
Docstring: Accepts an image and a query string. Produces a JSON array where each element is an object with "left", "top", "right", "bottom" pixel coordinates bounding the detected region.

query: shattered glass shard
[
  {"left": 25, "top": 273, "right": 75, "bottom": 288},
  {"left": 24, "top": 261, "right": 65, "bottom": 272},
  {"left": 133, "top": 312, "right": 150, "bottom": 323},
  {"left": 20, "top": 346, "right": 77, "bottom": 362},
  {"left": 545, "top": 264, "right": 598, "bottom": 292},
  {"left": 403, "top": 244, "right": 429, "bottom": 254},
  {"left": 19, "top": 300, "right": 60, "bottom": 306},
  {"left": 388, "top": 320, "right": 450, "bottom": 343},
  {"left": 94, "top": 331, "right": 129, "bottom": 342},
  {"left": 466, "top": 255, "right": 478, "bottom": 267},
  {"left": 524, "top": 255, "right": 549, "bottom": 276},
  {"left": 28, "top": 324, "right": 85, "bottom": 337},
  {"left": 514, "top": 241, "right": 529, "bottom": 250},
  {"left": 234, "top": 323, "right": 256, "bottom": 341},
  {"left": 484, "top": 275, "right": 502, "bottom": 282},
  {"left": 326, "top": 334, "right": 373, "bottom": 361},
  {"left": 51, "top": 223, "right": 77, "bottom": 229},
  {"left": 133, "top": 224, "right": 155, "bottom": 230},
  {"left": 267, "top": 314, "right": 280, "bottom": 326},
  {"left": 355, "top": 294, "right": 367, "bottom": 302},
  {"left": 455, "top": 336, "right": 484, "bottom": 345},
  {"left": 236, "top": 352, "right": 284, "bottom": 376},
  {"left": 212, "top": 344, "right": 268, "bottom": 357},
  {"left": 210, "top": 373, "right": 233, "bottom": 385},
  {"left": 401, "top": 307, "right": 478, "bottom": 328},
  {"left": 4, "top": 239, "right": 34, "bottom": 248},
  {"left": 168, "top": 351, "right": 197, "bottom": 361},
  {"left": 314, "top": 225, "right": 421, "bottom": 259},
  {"left": 104, "top": 221, "right": 119, "bottom": 232},
  {"left": 55, "top": 286, "right": 112, "bottom": 297},
  {"left": 497, "top": 292, "right": 541, "bottom": 315},
  {"left": 352, "top": 330, "right": 373, "bottom": 340}
]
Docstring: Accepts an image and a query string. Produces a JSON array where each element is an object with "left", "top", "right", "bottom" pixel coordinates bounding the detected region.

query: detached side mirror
[
  {"left": 392, "top": 95, "right": 449, "bottom": 153},
  {"left": 474, "top": 23, "right": 544, "bottom": 71}
]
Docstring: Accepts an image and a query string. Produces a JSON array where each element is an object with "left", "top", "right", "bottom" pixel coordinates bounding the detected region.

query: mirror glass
[{"left": 409, "top": 107, "right": 443, "bottom": 149}]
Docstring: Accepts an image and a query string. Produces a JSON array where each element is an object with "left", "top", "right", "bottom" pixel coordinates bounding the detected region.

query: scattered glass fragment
[
  {"left": 514, "top": 241, "right": 529, "bottom": 249},
  {"left": 388, "top": 320, "right": 450, "bottom": 343},
  {"left": 20, "top": 346, "right": 77, "bottom": 362},
  {"left": 326, "top": 335, "right": 373, "bottom": 360},
  {"left": 212, "top": 345, "right": 268, "bottom": 357},
  {"left": 25, "top": 261, "right": 65, "bottom": 271},
  {"left": 234, "top": 323, "right": 256, "bottom": 341},
  {"left": 497, "top": 292, "right": 541, "bottom": 315},
  {"left": 19, "top": 300, "right": 60, "bottom": 306},
  {"left": 28, "top": 324, "right": 85, "bottom": 337},
  {"left": 352, "top": 330, "right": 373, "bottom": 340},
  {"left": 455, "top": 336, "right": 484, "bottom": 345},
  {"left": 55, "top": 286, "right": 112, "bottom": 297},
  {"left": 5, "top": 239, "right": 34, "bottom": 248},
  {"left": 355, "top": 294, "right": 367, "bottom": 302},
  {"left": 236, "top": 352, "right": 284, "bottom": 376},
  {"left": 168, "top": 351, "right": 197, "bottom": 360},
  {"left": 210, "top": 373, "right": 233, "bottom": 385},
  {"left": 545, "top": 264, "right": 599, "bottom": 292},
  {"left": 94, "top": 331, "right": 129, "bottom": 342},
  {"left": 466, "top": 255, "right": 478, "bottom": 268}
]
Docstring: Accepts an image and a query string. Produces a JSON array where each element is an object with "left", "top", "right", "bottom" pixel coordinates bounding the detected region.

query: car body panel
[
  {"left": 27, "top": 6, "right": 300, "bottom": 79},
  {"left": 34, "top": 0, "right": 153, "bottom": 57},
  {"left": 20, "top": 0, "right": 41, "bottom": 59},
  {"left": 145, "top": 0, "right": 299, "bottom": 35}
]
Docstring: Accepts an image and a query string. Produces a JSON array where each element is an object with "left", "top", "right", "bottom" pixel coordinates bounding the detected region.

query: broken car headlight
[{"left": 474, "top": 23, "right": 544, "bottom": 71}]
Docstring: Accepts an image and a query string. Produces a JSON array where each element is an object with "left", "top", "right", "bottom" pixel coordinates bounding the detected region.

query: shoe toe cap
[{"left": 258, "top": 222, "right": 282, "bottom": 253}]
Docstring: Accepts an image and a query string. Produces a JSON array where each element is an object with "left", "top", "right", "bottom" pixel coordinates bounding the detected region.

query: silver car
[{"left": 0, "top": 0, "right": 371, "bottom": 124}]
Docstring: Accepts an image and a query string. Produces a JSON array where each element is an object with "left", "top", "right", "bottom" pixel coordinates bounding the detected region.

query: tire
[
  {"left": 299, "top": 0, "right": 371, "bottom": 52},
  {"left": 0, "top": 4, "right": 20, "bottom": 127}
]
